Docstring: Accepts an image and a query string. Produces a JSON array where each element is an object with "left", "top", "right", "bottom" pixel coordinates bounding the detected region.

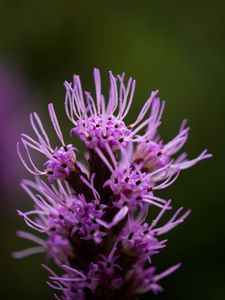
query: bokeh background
[{"left": 0, "top": 1, "right": 224, "bottom": 299}]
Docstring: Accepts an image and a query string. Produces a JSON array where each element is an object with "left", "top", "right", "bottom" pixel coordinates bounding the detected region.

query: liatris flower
[{"left": 14, "top": 69, "right": 211, "bottom": 300}]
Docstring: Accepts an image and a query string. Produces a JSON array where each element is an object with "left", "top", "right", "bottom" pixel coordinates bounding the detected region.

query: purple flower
[
  {"left": 14, "top": 68, "right": 211, "bottom": 300},
  {"left": 17, "top": 103, "right": 77, "bottom": 183}
]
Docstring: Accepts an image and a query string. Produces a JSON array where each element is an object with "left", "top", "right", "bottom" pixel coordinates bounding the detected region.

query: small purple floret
[
  {"left": 45, "top": 144, "right": 77, "bottom": 183},
  {"left": 73, "top": 115, "right": 131, "bottom": 150}
]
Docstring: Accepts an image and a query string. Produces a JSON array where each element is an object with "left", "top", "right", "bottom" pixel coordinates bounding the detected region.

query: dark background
[{"left": 0, "top": 1, "right": 224, "bottom": 299}]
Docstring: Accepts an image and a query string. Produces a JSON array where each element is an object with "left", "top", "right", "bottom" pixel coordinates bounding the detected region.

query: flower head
[
  {"left": 15, "top": 68, "right": 211, "bottom": 300},
  {"left": 17, "top": 103, "right": 78, "bottom": 183}
]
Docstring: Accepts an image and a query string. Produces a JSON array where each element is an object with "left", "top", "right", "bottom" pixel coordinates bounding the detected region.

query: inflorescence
[{"left": 14, "top": 69, "right": 211, "bottom": 300}]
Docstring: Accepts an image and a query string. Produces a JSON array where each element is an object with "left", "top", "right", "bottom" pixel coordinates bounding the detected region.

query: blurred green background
[{"left": 0, "top": 0, "right": 224, "bottom": 299}]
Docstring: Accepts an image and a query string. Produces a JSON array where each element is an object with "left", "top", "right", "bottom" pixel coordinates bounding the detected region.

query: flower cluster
[{"left": 15, "top": 69, "right": 211, "bottom": 300}]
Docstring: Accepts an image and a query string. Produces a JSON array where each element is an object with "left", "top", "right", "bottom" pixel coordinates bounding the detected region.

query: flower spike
[{"left": 15, "top": 68, "right": 211, "bottom": 300}]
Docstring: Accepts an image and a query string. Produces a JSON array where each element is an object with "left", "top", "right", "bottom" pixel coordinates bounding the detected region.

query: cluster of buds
[{"left": 14, "top": 69, "right": 211, "bottom": 300}]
